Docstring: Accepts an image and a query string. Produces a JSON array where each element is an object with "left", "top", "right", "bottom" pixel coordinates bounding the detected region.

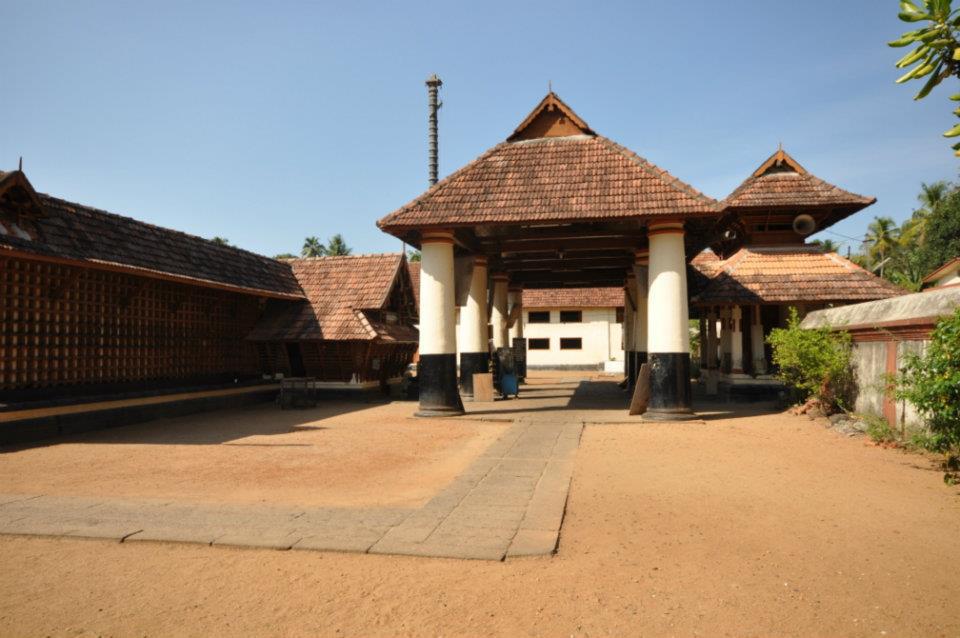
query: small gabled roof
[
  {"left": 690, "top": 246, "right": 904, "bottom": 305},
  {"left": 378, "top": 93, "right": 717, "bottom": 236},
  {"left": 0, "top": 170, "right": 44, "bottom": 219},
  {"left": 723, "top": 148, "right": 875, "bottom": 212},
  {"left": 407, "top": 260, "right": 420, "bottom": 307},
  {"left": 507, "top": 92, "right": 595, "bottom": 141},
  {"left": 523, "top": 287, "right": 624, "bottom": 309},
  {"left": 247, "top": 253, "right": 417, "bottom": 342}
]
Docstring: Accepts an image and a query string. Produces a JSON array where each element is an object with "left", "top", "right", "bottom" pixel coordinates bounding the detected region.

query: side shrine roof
[
  {"left": 246, "top": 253, "right": 418, "bottom": 342},
  {"left": 0, "top": 170, "right": 303, "bottom": 299},
  {"left": 722, "top": 148, "right": 875, "bottom": 212},
  {"left": 377, "top": 93, "right": 718, "bottom": 237},
  {"left": 690, "top": 246, "right": 904, "bottom": 305}
]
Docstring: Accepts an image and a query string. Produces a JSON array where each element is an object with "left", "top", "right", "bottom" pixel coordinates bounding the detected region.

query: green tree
[
  {"left": 301, "top": 236, "right": 325, "bottom": 257},
  {"left": 324, "top": 234, "right": 352, "bottom": 256},
  {"left": 767, "top": 308, "right": 854, "bottom": 412},
  {"left": 811, "top": 238, "right": 841, "bottom": 252},
  {"left": 897, "top": 308, "right": 960, "bottom": 453},
  {"left": 407, "top": 249, "right": 421, "bottom": 262},
  {"left": 210, "top": 236, "right": 230, "bottom": 246},
  {"left": 274, "top": 252, "right": 296, "bottom": 260},
  {"left": 916, "top": 186, "right": 960, "bottom": 274},
  {"left": 864, "top": 216, "right": 901, "bottom": 277},
  {"left": 889, "top": 0, "right": 960, "bottom": 155}
]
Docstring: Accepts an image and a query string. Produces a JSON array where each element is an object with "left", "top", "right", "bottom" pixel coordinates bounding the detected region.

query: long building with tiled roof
[{"left": 0, "top": 170, "right": 302, "bottom": 299}]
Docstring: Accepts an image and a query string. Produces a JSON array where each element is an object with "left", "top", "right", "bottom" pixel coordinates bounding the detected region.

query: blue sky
[{"left": 3, "top": 1, "right": 956, "bottom": 257}]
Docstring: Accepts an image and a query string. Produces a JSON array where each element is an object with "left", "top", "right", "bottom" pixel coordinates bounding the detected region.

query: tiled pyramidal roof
[
  {"left": 691, "top": 247, "right": 904, "bottom": 305},
  {"left": 0, "top": 171, "right": 302, "bottom": 298},
  {"left": 247, "top": 253, "right": 417, "bottom": 342},
  {"left": 378, "top": 93, "right": 718, "bottom": 234},
  {"left": 523, "top": 287, "right": 624, "bottom": 308},
  {"left": 723, "top": 149, "right": 875, "bottom": 210}
]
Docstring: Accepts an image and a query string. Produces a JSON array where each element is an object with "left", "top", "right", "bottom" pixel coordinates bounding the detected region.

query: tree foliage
[
  {"left": 854, "top": 181, "right": 960, "bottom": 291},
  {"left": 889, "top": 0, "right": 960, "bottom": 155},
  {"left": 407, "top": 249, "right": 421, "bottom": 262},
  {"left": 210, "top": 236, "right": 230, "bottom": 246},
  {"left": 301, "top": 236, "right": 325, "bottom": 257},
  {"left": 897, "top": 308, "right": 960, "bottom": 451},
  {"left": 324, "top": 234, "right": 352, "bottom": 256},
  {"left": 767, "top": 308, "right": 854, "bottom": 411}
]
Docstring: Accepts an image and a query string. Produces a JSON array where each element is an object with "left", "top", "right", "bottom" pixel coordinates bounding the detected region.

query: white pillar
[
  {"left": 645, "top": 221, "right": 693, "bottom": 418},
  {"left": 730, "top": 305, "right": 745, "bottom": 375},
  {"left": 705, "top": 307, "right": 719, "bottom": 395},
  {"left": 491, "top": 273, "right": 509, "bottom": 349},
  {"left": 623, "top": 276, "right": 635, "bottom": 384},
  {"left": 508, "top": 286, "right": 524, "bottom": 340},
  {"left": 416, "top": 230, "right": 464, "bottom": 416},
  {"left": 750, "top": 305, "right": 767, "bottom": 376},
  {"left": 634, "top": 250, "right": 649, "bottom": 365},
  {"left": 719, "top": 306, "right": 731, "bottom": 374},
  {"left": 459, "top": 255, "right": 490, "bottom": 396},
  {"left": 508, "top": 284, "right": 527, "bottom": 382}
]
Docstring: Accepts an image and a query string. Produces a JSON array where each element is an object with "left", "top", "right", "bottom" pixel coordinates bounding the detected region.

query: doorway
[{"left": 285, "top": 343, "right": 306, "bottom": 377}]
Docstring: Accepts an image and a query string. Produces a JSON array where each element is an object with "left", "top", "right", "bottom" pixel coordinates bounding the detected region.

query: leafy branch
[{"left": 889, "top": 0, "right": 960, "bottom": 155}]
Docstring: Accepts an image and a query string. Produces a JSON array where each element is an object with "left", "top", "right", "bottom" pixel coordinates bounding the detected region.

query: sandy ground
[
  {"left": 1, "top": 374, "right": 958, "bottom": 636},
  {"left": 0, "top": 399, "right": 504, "bottom": 508}
]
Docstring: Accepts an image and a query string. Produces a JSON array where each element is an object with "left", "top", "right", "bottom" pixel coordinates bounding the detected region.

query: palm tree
[
  {"left": 919, "top": 181, "right": 950, "bottom": 215},
  {"left": 301, "top": 236, "right": 325, "bottom": 257},
  {"left": 811, "top": 239, "right": 840, "bottom": 252},
  {"left": 325, "top": 234, "right": 352, "bottom": 256},
  {"left": 865, "top": 216, "right": 900, "bottom": 278},
  {"left": 905, "top": 181, "right": 952, "bottom": 244}
]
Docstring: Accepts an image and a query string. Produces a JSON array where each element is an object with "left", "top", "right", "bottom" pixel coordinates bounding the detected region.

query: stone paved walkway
[{"left": 0, "top": 419, "right": 581, "bottom": 561}]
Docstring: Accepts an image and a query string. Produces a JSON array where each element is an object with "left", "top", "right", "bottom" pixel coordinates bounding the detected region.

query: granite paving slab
[{"left": 0, "top": 418, "right": 582, "bottom": 561}]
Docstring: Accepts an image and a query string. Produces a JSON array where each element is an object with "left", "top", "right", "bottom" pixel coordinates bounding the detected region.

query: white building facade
[{"left": 521, "top": 288, "right": 625, "bottom": 371}]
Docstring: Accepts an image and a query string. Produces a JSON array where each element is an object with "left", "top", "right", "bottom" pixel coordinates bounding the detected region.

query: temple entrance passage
[{"left": 377, "top": 92, "right": 718, "bottom": 419}]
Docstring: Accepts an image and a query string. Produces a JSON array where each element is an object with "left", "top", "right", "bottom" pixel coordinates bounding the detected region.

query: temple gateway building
[{"left": 378, "top": 92, "right": 901, "bottom": 418}]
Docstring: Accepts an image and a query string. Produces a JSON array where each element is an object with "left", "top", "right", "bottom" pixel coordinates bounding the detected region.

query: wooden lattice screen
[{"left": 0, "top": 257, "right": 265, "bottom": 392}]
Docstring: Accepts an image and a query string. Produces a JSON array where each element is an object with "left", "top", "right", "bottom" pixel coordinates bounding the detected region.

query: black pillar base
[
  {"left": 459, "top": 351, "right": 489, "bottom": 398},
  {"left": 637, "top": 351, "right": 648, "bottom": 366},
  {"left": 416, "top": 353, "right": 465, "bottom": 417},
  {"left": 645, "top": 352, "right": 695, "bottom": 420},
  {"left": 626, "top": 350, "right": 638, "bottom": 389}
]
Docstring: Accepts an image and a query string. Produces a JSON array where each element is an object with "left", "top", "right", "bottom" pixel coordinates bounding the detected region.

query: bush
[
  {"left": 767, "top": 307, "right": 854, "bottom": 412},
  {"left": 897, "top": 307, "right": 960, "bottom": 452},
  {"left": 864, "top": 414, "right": 897, "bottom": 445}
]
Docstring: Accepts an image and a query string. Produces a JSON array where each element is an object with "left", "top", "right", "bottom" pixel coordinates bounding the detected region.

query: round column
[
  {"left": 750, "top": 306, "right": 768, "bottom": 376},
  {"left": 622, "top": 278, "right": 635, "bottom": 386},
  {"left": 634, "top": 250, "right": 649, "bottom": 370},
  {"left": 458, "top": 255, "right": 489, "bottom": 398},
  {"left": 490, "top": 273, "right": 509, "bottom": 349},
  {"left": 416, "top": 230, "right": 464, "bottom": 416},
  {"left": 508, "top": 284, "right": 526, "bottom": 382},
  {"left": 705, "top": 307, "right": 719, "bottom": 395},
  {"left": 730, "top": 305, "right": 745, "bottom": 376},
  {"left": 645, "top": 221, "right": 694, "bottom": 419}
]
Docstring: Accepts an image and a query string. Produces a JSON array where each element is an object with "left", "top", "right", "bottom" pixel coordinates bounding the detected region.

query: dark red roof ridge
[{"left": 40, "top": 193, "right": 289, "bottom": 267}]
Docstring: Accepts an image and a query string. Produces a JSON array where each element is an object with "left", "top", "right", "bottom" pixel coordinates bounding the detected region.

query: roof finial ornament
[
  {"left": 18, "top": 156, "right": 23, "bottom": 171},
  {"left": 548, "top": 80, "right": 552, "bottom": 93}
]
